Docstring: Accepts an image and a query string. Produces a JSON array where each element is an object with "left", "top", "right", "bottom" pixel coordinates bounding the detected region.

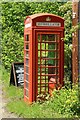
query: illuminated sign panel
[{"left": 36, "top": 22, "right": 61, "bottom": 27}]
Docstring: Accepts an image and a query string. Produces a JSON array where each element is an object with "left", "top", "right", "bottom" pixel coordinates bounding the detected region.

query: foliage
[
  {"left": 1, "top": 2, "right": 72, "bottom": 81},
  {"left": 6, "top": 86, "right": 80, "bottom": 118},
  {"left": 1, "top": 65, "right": 79, "bottom": 118},
  {"left": 29, "top": 2, "right": 62, "bottom": 15},
  {"left": 58, "top": 1, "right": 72, "bottom": 82},
  {"left": 50, "top": 85, "right": 80, "bottom": 117},
  {"left": 1, "top": 2, "right": 31, "bottom": 36},
  {"left": 2, "top": 27, "right": 24, "bottom": 70}
]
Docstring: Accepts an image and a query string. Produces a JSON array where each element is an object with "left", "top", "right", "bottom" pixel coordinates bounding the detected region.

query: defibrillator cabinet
[{"left": 24, "top": 13, "right": 64, "bottom": 103}]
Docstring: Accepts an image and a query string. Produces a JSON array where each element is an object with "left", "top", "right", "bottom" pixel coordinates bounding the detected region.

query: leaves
[
  {"left": 2, "top": 2, "right": 72, "bottom": 76},
  {"left": 2, "top": 27, "right": 24, "bottom": 70}
]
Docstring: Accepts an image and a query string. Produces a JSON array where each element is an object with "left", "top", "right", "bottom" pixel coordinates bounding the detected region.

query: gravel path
[{"left": 0, "top": 84, "right": 19, "bottom": 119}]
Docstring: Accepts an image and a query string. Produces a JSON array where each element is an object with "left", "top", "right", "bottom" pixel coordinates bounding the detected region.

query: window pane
[
  {"left": 26, "top": 74, "right": 29, "bottom": 82},
  {"left": 26, "top": 89, "right": 29, "bottom": 97},
  {"left": 26, "top": 51, "right": 29, "bottom": 57},
  {"left": 26, "top": 81, "right": 28, "bottom": 88},
  {"left": 38, "top": 34, "right": 40, "bottom": 42},
  {"left": 26, "top": 35, "right": 29, "bottom": 41},
  {"left": 26, "top": 44, "right": 29, "bottom": 49},
  {"left": 26, "top": 59, "right": 29, "bottom": 65},
  {"left": 37, "top": 34, "right": 60, "bottom": 95}
]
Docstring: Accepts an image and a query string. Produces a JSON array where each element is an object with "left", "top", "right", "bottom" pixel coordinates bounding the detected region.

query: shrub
[
  {"left": 44, "top": 84, "right": 80, "bottom": 117},
  {"left": 2, "top": 27, "right": 24, "bottom": 70}
]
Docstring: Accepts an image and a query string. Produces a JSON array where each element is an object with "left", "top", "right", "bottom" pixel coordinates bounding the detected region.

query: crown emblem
[{"left": 46, "top": 17, "right": 51, "bottom": 21}]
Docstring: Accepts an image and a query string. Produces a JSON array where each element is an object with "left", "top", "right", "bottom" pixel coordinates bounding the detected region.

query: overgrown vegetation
[
  {"left": 1, "top": 65, "right": 80, "bottom": 118},
  {"left": 1, "top": 1, "right": 72, "bottom": 80}
]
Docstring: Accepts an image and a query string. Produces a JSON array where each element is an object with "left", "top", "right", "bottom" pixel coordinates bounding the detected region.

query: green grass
[
  {"left": 7, "top": 100, "right": 63, "bottom": 118},
  {"left": 1, "top": 65, "right": 80, "bottom": 118}
]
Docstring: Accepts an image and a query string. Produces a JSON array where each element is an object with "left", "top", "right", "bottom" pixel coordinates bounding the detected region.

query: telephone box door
[{"left": 35, "top": 31, "right": 64, "bottom": 99}]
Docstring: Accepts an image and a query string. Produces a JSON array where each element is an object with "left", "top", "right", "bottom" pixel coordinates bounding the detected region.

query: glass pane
[
  {"left": 48, "top": 60, "right": 58, "bottom": 66},
  {"left": 38, "top": 59, "right": 40, "bottom": 64},
  {"left": 48, "top": 66, "right": 55, "bottom": 74},
  {"left": 41, "top": 59, "right": 46, "bottom": 65},
  {"left": 46, "top": 43, "right": 48, "bottom": 50},
  {"left": 26, "top": 59, "right": 29, "bottom": 65},
  {"left": 42, "top": 34, "right": 58, "bottom": 42},
  {"left": 41, "top": 43, "right": 45, "bottom": 50},
  {"left": 38, "top": 34, "right": 40, "bottom": 42},
  {"left": 48, "top": 34, "right": 55, "bottom": 41},
  {"left": 41, "top": 76, "right": 45, "bottom": 80},
  {"left": 26, "top": 89, "right": 29, "bottom": 97},
  {"left": 37, "top": 33, "right": 60, "bottom": 95},
  {"left": 26, "top": 81, "right": 28, "bottom": 88},
  {"left": 48, "top": 51, "right": 55, "bottom": 58},
  {"left": 42, "top": 51, "right": 48, "bottom": 57},
  {"left": 26, "top": 74, "right": 29, "bottom": 82},
  {"left": 26, "top": 66, "right": 28, "bottom": 73},
  {"left": 41, "top": 68, "right": 45, "bottom": 73},
  {"left": 38, "top": 43, "right": 40, "bottom": 50},
  {"left": 38, "top": 76, "right": 40, "bottom": 80},
  {"left": 26, "top": 44, "right": 29, "bottom": 50},
  {"left": 26, "top": 35, "right": 29, "bottom": 41},
  {"left": 26, "top": 51, "right": 29, "bottom": 57},
  {"left": 38, "top": 51, "right": 40, "bottom": 57},
  {"left": 40, "top": 59, "right": 57, "bottom": 66},
  {"left": 48, "top": 43, "right": 55, "bottom": 49},
  {"left": 38, "top": 67, "right": 40, "bottom": 75}
]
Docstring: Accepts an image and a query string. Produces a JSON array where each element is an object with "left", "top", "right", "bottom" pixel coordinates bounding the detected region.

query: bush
[
  {"left": 2, "top": 27, "right": 24, "bottom": 70},
  {"left": 43, "top": 85, "right": 80, "bottom": 117}
]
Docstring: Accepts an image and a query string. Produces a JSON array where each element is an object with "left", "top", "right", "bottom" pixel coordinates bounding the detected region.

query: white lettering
[
  {"left": 25, "top": 23, "right": 31, "bottom": 28},
  {"left": 36, "top": 22, "right": 61, "bottom": 27},
  {"left": 17, "top": 73, "right": 24, "bottom": 83},
  {"left": 16, "top": 67, "right": 24, "bottom": 73}
]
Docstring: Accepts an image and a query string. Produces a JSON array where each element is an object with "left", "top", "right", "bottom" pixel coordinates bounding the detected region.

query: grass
[{"left": 0, "top": 65, "right": 80, "bottom": 118}]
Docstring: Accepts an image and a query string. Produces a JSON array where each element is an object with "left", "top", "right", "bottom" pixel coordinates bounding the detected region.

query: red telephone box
[{"left": 24, "top": 13, "right": 64, "bottom": 103}]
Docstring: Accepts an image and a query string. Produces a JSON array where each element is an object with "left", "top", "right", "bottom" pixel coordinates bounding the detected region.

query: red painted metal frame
[
  {"left": 35, "top": 31, "right": 64, "bottom": 100},
  {"left": 24, "top": 13, "right": 64, "bottom": 103},
  {"left": 36, "top": 31, "right": 59, "bottom": 94}
]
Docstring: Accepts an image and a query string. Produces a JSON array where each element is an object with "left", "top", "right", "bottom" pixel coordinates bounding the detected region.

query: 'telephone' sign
[{"left": 36, "top": 22, "right": 61, "bottom": 27}]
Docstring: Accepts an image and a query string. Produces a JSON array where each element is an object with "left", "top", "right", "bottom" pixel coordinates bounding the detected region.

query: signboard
[
  {"left": 10, "top": 62, "right": 24, "bottom": 86},
  {"left": 25, "top": 23, "right": 31, "bottom": 28},
  {"left": 36, "top": 22, "right": 61, "bottom": 27}
]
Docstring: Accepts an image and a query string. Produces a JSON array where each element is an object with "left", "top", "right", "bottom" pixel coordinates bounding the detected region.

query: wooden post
[
  {"left": 72, "top": 1, "right": 78, "bottom": 83},
  {"left": 78, "top": 1, "right": 80, "bottom": 101}
]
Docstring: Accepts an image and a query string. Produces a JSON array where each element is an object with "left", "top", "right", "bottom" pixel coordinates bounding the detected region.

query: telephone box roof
[{"left": 25, "top": 13, "right": 64, "bottom": 21}]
